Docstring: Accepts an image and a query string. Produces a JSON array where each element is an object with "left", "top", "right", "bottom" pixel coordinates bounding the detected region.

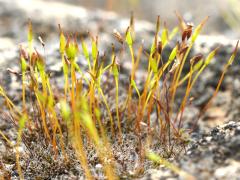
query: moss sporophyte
[{"left": 0, "top": 14, "right": 238, "bottom": 179}]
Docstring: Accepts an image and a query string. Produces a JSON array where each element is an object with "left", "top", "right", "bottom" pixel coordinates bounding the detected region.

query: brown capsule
[
  {"left": 64, "top": 55, "right": 70, "bottom": 65},
  {"left": 31, "top": 52, "right": 38, "bottom": 67},
  {"left": 58, "top": 24, "right": 62, "bottom": 33},
  {"left": 111, "top": 43, "right": 115, "bottom": 53},
  {"left": 182, "top": 28, "right": 191, "bottom": 41},
  {"left": 190, "top": 53, "right": 203, "bottom": 65},
  {"left": 113, "top": 29, "right": 124, "bottom": 44},
  {"left": 130, "top": 11, "right": 135, "bottom": 30},
  {"left": 152, "top": 49, "right": 158, "bottom": 59},
  {"left": 179, "top": 44, "right": 189, "bottom": 55},
  {"left": 157, "top": 41, "right": 162, "bottom": 55},
  {"left": 19, "top": 45, "right": 29, "bottom": 60},
  {"left": 182, "top": 23, "right": 193, "bottom": 41},
  {"left": 35, "top": 49, "right": 45, "bottom": 64}
]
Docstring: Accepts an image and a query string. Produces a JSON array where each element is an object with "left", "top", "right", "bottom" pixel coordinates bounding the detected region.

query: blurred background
[
  {"left": 0, "top": 0, "right": 240, "bottom": 45},
  {"left": 41, "top": 0, "right": 240, "bottom": 37}
]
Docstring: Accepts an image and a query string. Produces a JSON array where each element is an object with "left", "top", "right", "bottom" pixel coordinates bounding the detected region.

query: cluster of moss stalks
[{"left": 0, "top": 13, "right": 239, "bottom": 179}]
